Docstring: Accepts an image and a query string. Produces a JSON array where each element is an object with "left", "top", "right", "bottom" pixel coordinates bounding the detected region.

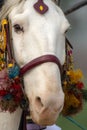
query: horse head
[{"left": 1, "top": 0, "right": 70, "bottom": 126}]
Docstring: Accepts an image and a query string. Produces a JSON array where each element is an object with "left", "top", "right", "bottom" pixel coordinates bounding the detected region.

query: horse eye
[{"left": 13, "top": 24, "right": 24, "bottom": 33}]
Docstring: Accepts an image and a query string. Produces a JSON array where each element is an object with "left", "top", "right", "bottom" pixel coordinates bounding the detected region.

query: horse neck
[{"left": 0, "top": 108, "right": 22, "bottom": 130}]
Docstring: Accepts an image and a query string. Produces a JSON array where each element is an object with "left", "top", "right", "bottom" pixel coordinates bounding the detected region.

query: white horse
[{"left": 0, "top": 0, "right": 69, "bottom": 130}]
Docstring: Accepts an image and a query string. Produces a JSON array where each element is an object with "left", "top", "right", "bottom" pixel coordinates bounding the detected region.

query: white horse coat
[{"left": 0, "top": 0, "right": 69, "bottom": 130}]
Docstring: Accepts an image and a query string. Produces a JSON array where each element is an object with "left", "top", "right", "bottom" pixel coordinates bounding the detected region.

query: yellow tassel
[
  {"left": 68, "top": 69, "right": 83, "bottom": 83},
  {"left": 1, "top": 19, "right": 8, "bottom": 51},
  {"left": 0, "top": 19, "right": 8, "bottom": 70},
  {"left": 8, "top": 63, "right": 14, "bottom": 68},
  {"left": 62, "top": 91, "right": 82, "bottom": 116},
  {"left": 1, "top": 19, "right": 8, "bottom": 25}
]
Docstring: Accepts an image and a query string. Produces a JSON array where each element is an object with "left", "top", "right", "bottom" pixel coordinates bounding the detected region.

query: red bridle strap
[{"left": 20, "top": 55, "right": 62, "bottom": 76}]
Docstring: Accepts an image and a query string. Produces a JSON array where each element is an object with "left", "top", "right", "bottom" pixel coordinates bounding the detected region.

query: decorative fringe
[
  {"left": 62, "top": 42, "right": 87, "bottom": 116},
  {"left": 0, "top": 19, "right": 27, "bottom": 112}
]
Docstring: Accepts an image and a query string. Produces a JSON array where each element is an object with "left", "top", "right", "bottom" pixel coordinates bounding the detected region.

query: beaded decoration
[{"left": 34, "top": 0, "right": 48, "bottom": 14}]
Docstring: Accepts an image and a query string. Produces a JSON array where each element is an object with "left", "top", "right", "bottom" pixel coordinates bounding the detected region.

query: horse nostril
[{"left": 35, "top": 96, "right": 44, "bottom": 109}]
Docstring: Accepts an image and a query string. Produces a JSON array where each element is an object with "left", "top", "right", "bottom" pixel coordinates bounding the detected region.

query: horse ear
[
  {"left": 55, "top": 6, "right": 70, "bottom": 33},
  {"left": 0, "top": 0, "right": 5, "bottom": 9},
  {"left": 52, "top": 0, "right": 58, "bottom": 4},
  {"left": 52, "top": 0, "right": 60, "bottom": 5},
  {"left": 61, "top": 17, "right": 70, "bottom": 33}
]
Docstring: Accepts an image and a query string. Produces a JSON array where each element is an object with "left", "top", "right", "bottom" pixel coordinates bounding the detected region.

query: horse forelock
[
  {"left": 0, "top": 0, "right": 24, "bottom": 19},
  {"left": 0, "top": 0, "right": 59, "bottom": 19}
]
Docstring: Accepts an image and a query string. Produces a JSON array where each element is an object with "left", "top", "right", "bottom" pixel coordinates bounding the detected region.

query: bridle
[
  {"left": 0, "top": 11, "right": 75, "bottom": 130},
  {"left": 0, "top": 1, "right": 63, "bottom": 129},
  {"left": 0, "top": 18, "right": 63, "bottom": 130},
  {"left": 0, "top": 1, "right": 74, "bottom": 130},
  {"left": 0, "top": 12, "right": 72, "bottom": 130},
  {"left": 6, "top": 20, "right": 62, "bottom": 78}
]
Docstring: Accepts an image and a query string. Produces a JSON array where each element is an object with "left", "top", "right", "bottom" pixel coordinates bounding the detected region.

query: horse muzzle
[{"left": 29, "top": 91, "right": 64, "bottom": 126}]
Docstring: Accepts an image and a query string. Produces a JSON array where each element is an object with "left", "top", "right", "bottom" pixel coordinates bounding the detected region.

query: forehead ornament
[{"left": 34, "top": 0, "right": 48, "bottom": 14}]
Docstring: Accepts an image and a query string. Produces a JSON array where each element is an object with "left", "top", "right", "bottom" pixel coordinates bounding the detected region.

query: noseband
[{"left": 20, "top": 54, "right": 62, "bottom": 76}]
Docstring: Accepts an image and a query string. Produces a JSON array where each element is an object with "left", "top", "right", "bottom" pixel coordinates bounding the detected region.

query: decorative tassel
[
  {"left": 62, "top": 42, "right": 87, "bottom": 116},
  {"left": 0, "top": 19, "right": 26, "bottom": 112},
  {"left": 8, "top": 63, "right": 20, "bottom": 79},
  {"left": 1, "top": 19, "right": 7, "bottom": 51}
]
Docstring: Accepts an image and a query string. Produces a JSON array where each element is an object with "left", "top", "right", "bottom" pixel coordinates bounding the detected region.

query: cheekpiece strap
[{"left": 0, "top": 19, "right": 28, "bottom": 113}]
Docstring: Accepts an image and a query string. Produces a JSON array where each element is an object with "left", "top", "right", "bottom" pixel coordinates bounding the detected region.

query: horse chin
[
  {"left": 31, "top": 111, "right": 59, "bottom": 126},
  {"left": 30, "top": 106, "right": 62, "bottom": 126}
]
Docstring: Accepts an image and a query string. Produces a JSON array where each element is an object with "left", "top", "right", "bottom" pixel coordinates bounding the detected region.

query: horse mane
[{"left": 0, "top": 0, "right": 24, "bottom": 19}]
